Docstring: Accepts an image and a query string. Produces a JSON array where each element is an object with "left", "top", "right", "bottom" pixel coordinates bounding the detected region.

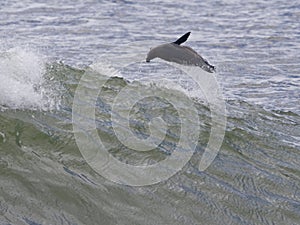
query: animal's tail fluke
[{"left": 202, "top": 60, "right": 216, "bottom": 73}]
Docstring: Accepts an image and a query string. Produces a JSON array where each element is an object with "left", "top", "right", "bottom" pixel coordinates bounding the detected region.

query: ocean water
[{"left": 0, "top": 1, "right": 300, "bottom": 225}]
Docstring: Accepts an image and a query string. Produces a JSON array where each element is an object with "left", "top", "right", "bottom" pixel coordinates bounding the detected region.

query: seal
[{"left": 146, "top": 32, "right": 215, "bottom": 73}]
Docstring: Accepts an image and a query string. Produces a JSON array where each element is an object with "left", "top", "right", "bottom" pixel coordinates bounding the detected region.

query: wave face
[
  {"left": 0, "top": 0, "right": 300, "bottom": 225},
  {"left": 0, "top": 61, "right": 299, "bottom": 225}
]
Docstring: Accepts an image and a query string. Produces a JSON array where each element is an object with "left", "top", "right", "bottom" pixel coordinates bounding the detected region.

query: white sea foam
[{"left": 0, "top": 47, "right": 58, "bottom": 110}]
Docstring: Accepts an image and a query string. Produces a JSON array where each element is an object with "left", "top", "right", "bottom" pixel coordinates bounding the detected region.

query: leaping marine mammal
[{"left": 146, "top": 32, "right": 215, "bottom": 73}]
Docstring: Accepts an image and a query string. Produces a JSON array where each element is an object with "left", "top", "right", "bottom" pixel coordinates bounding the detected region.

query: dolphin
[{"left": 146, "top": 32, "right": 215, "bottom": 73}]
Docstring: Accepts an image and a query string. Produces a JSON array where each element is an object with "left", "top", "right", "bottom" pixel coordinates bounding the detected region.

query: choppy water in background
[{"left": 0, "top": 1, "right": 300, "bottom": 224}]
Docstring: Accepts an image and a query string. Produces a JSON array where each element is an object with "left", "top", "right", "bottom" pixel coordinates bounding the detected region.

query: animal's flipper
[{"left": 173, "top": 32, "right": 191, "bottom": 45}]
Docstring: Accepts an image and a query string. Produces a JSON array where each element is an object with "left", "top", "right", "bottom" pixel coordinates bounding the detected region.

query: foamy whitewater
[{"left": 0, "top": 47, "right": 60, "bottom": 110}]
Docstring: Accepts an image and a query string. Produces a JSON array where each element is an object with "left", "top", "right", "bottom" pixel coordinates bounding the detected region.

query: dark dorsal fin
[{"left": 173, "top": 32, "right": 191, "bottom": 45}]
